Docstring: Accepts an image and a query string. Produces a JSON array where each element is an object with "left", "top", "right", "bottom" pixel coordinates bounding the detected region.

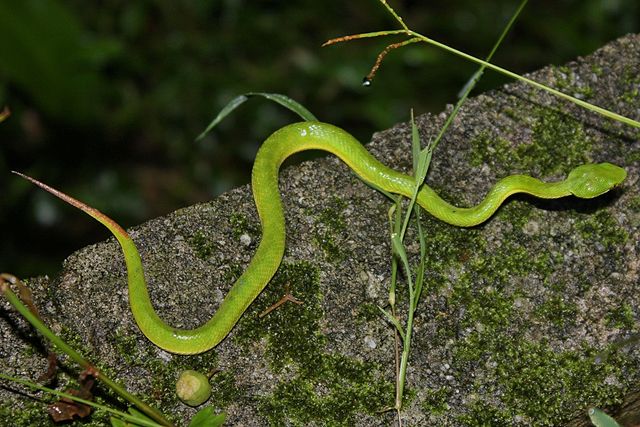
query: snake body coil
[{"left": 17, "top": 121, "right": 626, "bottom": 354}]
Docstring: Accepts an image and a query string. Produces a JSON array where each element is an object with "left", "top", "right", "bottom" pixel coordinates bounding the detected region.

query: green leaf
[
  {"left": 110, "top": 412, "right": 160, "bottom": 427},
  {"left": 410, "top": 109, "right": 420, "bottom": 172},
  {"left": 362, "top": 177, "right": 395, "bottom": 201},
  {"left": 588, "top": 408, "right": 621, "bottom": 427},
  {"left": 409, "top": 110, "right": 432, "bottom": 188},
  {"left": 377, "top": 306, "right": 405, "bottom": 340},
  {"left": 196, "top": 92, "right": 317, "bottom": 141},
  {"left": 414, "top": 147, "right": 431, "bottom": 187},
  {"left": 390, "top": 232, "right": 408, "bottom": 266},
  {"left": 188, "top": 407, "right": 226, "bottom": 427},
  {"left": 128, "top": 407, "right": 154, "bottom": 419},
  {"left": 110, "top": 418, "right": 126, "bottom": 427}
]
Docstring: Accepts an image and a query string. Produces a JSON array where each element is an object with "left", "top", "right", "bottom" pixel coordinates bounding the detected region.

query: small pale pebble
[
  {"left": 364, "top": 336, "right": 377, "bottom": 349},
  {"left": 240, "top": 233, "right": 252, "bottom": 246},
  {"left": 156, "top": 349, "right": 173, "bottom": 362},
  {"left": 523, "top": 220, "right": 539, "bottom": 235}
]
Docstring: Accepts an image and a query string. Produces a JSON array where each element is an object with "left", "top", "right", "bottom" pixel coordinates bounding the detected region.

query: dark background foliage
[{"left": 1, "top": 0, "right": 638, "bottom": 276}]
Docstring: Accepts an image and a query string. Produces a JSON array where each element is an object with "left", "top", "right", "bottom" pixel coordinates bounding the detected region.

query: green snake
[{"left": 17, "top": 121, "right": 626, "bottom": 354}]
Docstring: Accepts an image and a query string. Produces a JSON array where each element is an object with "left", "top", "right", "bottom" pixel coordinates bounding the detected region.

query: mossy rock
[{"left": 1, "top": 34, "right": 639, "bottom": 426}]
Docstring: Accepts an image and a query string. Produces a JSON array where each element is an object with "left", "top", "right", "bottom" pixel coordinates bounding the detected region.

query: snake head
[{"left": 566, "top": 163, "right": 626, "bottom": 198}]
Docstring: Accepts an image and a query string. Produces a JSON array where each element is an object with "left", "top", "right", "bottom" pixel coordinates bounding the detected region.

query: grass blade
[
  {"left": 196, "top": 92, "right": 317, "bottom": 141},
  {"left": 377, "top": 307, "right": 406, "bottom": 340},
  {"left": 406, "top": 29, "right": 639, "bottom": 128},
  {"left": 188, "top": 406, "right": 226, "bottom": 427}
]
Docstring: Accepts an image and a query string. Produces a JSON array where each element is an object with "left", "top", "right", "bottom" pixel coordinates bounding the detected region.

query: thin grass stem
[
  {"left": 377, "top": 0, "right": 409, "bottom": 31},
  {"left": 430, "top": 0, "right": 529, "bottom": 153},
  {"left": 406, "top": 29, "right": 639, "bottom": 128}
]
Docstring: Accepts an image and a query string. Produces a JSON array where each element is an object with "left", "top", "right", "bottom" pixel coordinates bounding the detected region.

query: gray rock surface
[{"left": 1, "top": 34, "right": 639, "bottom": 426}]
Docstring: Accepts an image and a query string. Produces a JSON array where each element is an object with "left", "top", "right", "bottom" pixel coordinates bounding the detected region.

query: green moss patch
[
  {"left": 470, "top": 107, "right": 592, "bottom": 177},
  {"left": 189, "top": 230, "right": 215, "bottom": 260},
  {"left": 605, "top": 303, "right": 636, "bottom": 330},
  {"left": 261, "top": 354, "right": 393, "bottom": 426},
  {"left": 236, "top": 261, "right": 394, "bottom": 425},
  {"left": 312, "top": 197, "right": 349, "bottom": 263},
  {"left": 534, "top": 294, "right": 578, "bottom": 328},
  {"left": 427, "top": 196, "right": 634, "bottom": 425},
  {"left": 574, "top": 209, "right": 628, "bottom": 249},
  {"left": 229, "top": 212, "right": 258, "bottom": 239},
  {"left": 422, "top": 386, "right": 452, "bottom": 415},
  {"left": 455, "top": 333, "right": 633, "bottom": 426}
]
